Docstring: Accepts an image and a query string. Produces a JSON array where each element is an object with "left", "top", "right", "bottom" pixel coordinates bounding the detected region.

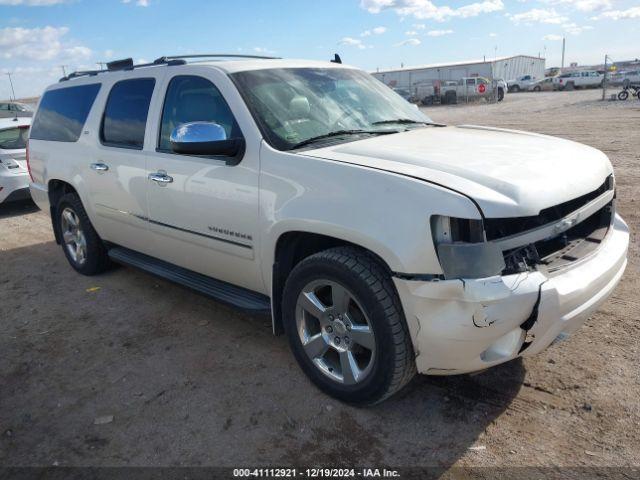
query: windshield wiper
[
  {"left": 371, "top": 119, "right": 432, "bottom": 126},
  {"left": 290, "top": 129, "right": 396, "bottom": 150}
]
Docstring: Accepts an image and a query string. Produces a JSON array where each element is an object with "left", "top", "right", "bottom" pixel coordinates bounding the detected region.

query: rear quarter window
[
  {"left": 30, "top": 83, "right": 101, "bottom": 142},
  {"left": 101, "top": 78, "right": 155, "bottom": 149}
]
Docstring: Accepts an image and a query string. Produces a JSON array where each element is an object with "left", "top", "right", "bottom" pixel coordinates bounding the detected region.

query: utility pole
[
  {"left": 60, "top": 65, "right": 68, "bottom": 77},
  {"left": 602, "top": 54, "right": 609, "bottom": 101},
  {"left": 561, "top": 37, "right": 566, "bottom": 69},
  {"left": 5, "top": 72, "right": 15, "bottom": 101}
]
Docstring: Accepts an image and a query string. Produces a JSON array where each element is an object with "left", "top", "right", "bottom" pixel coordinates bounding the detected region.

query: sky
[{"left": 0, "top": 0, "right": 639, "bottom": 98}]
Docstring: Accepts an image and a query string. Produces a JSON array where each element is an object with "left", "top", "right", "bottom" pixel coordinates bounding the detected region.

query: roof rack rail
[
  {"left": 59, "top": 56, "right": 187, "bottom": 82},
  {"left": 106, "top": 58, "right": 134, "bottom": 71},
  {"left": 58, "top": 53, "right": 274, "bottom": 83},
  {"left": 153, "top": 53, "right": 281, "bottom": 63}
]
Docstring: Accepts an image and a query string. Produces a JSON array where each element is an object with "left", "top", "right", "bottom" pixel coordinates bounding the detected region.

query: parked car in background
[
  {"left": 442, "top": 77, "right": 493, "bottom": 104},
  {"left": 0, "top": 102, "right": 33, "bottom": 119},
  {"left": 28, "top": 55, "right": 628, "bottom": 405},
  {"left": 528, "top": 77, "right": 556, "bottom": 92},
  {"left": 554, "top": 70, "right": 604, "bottom": 90},
  {"left": 0, "top": 117, "right": 31, "bottom": 203},
  {"left": 610, "top": 70, "right": 640, "bottom": 87},
  {"left": 413, "top": 77, "right": 494, "bottom": 105},
  {"left": 392, "top": 87, "right": 412, "bottom": 102},
  {"left": 507, "top": 75, "right": 537, "bottom": 92}
]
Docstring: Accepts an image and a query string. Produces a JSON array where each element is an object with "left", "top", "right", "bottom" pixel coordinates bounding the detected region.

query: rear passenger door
[
  {"left": 83, "top": 75, "right": 159, "bottom": 254},
  {"left": 144, "top": 71, "right": 262, "bottom": 292}
]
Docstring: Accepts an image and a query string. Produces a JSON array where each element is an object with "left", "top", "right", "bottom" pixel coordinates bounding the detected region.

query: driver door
[{"left": 145, "top": 71, "right": 263, "bottom": 292}]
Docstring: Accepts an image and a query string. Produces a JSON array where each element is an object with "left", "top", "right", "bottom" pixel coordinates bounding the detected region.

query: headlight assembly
[{"left": 431, "top": 215, "right": 505, "bottom": 280}]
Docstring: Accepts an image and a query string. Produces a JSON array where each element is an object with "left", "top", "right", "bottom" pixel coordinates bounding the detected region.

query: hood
[{"left": 302, "top": 125, "right": 612, "bottom": 218}]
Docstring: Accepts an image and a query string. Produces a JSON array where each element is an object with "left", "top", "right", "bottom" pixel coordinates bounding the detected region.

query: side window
[
  {"left": 0, "top": 104, "right": 9, "bottom": 111},
  {"left": 466, "top": 78, "right": 475, "bottom": 86},
  {"left": 30, "top": 83, "right": 101, "bottom": 142},
  {"left": 101, "top": 78, "right": 155, "bottom": 149},
  {"left": 158, "top": 75, "right": 241, "bottom": 152}
]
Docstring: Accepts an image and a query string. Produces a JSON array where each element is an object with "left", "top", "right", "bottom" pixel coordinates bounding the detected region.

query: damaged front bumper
[{"left": 394, "top": 213, "right": 629, "bottom": 375}]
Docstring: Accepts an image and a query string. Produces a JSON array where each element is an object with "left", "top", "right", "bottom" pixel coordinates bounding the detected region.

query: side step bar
[{"left": 108, "top": 247, "right": 271, "bottom": 315}]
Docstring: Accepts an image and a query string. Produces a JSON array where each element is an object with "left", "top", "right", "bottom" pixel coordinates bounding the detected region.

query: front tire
[
  {"left": 618, "top": 90, "right": 629, "bottom": 101},
  {"left": 56, "top": 193, "right": 110, "bottom": 275},
  {"left": 282, "top": 247, "right": 416, "bottom": 405}
]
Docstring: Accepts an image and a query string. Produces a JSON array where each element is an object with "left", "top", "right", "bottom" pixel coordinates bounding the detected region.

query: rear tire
[
  {"left": 533, "top": 86, "right": 541, "bottom": 92},
  {"left": 512, "top": 85, "right": 520, "bottom": 93},
  {"left": 56, "top": 193, "right": 110, "bottom": 275},
  {"left": 282, "top": 247, "right": 416, "bottom": 405},
  {"left": 618, "top": 90, "right": 629, "bottom": 101},
  {"left": 445, "top": 90, "right": 457, "bottom": 105}
]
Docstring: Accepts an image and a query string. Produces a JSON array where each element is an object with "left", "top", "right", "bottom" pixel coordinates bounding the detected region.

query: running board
[{"left": 108, "top": 247, "right": 271, "bottom": 315}]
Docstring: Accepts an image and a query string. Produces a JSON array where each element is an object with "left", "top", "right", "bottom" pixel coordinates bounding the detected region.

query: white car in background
[
  {"left": 0, "top": 102, "right": 33, "bottom": 119},
  {"left": 528, "top": 77, "right": 556, "bottom": 92},
  {"left": 610, "top": 70, "right": 640, "bottom": 86},
  {"left": 0, "top": 117, "right": 31, "bottom": 204},
  {"left": 507, "top": 75, "right": 538, "bottom": 92},
  {"left": 554, "top": 70, "right": 604, "bottom": 90}
]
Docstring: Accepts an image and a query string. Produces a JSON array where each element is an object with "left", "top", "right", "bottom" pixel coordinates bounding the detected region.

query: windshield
[
  {"left": 0, "top": 126, "right": 29, "bottom": 150},
  {"left": 231, "top": 67, "right": 432, "bottom": 150}
]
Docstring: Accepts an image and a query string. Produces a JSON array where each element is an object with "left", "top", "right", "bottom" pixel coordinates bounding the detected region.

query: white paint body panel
[
  {"left": 0, "top": 117, "right": 31, "bottom": 203},
  {"left": 302, "top": 125, "right": 612, "bottom": 218},
  {"left": 28, "top": 59, "right": 628, "bottom": 376}
]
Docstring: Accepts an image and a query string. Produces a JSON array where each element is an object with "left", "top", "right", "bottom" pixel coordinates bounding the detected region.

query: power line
[{"left": 5, "top": 72, "right": 16, "bottom": 101}]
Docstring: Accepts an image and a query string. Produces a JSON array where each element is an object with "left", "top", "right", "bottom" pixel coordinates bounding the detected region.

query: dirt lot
[{"left": 1, "top": 89, "right": 639, "bottom": 472}]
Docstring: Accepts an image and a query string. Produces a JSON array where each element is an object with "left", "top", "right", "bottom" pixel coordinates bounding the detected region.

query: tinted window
[
  {"left": 466, "top": 78, "right": 475, "bottom": 85},
  {"left": 30, "top": 84, "right": 100, "bottom": 142},
  {"left": 158, "top": 75, "right": 241, "bottom": 152},
  {"left": 0, "top": 126, "right": 29, "bottom": 150},
  {"left": 101, "top": 78, "right": 155, "bottom": 149}
]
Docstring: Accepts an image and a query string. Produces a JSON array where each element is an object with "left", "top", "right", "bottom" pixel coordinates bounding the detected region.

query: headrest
[{"left": 289, "top": 96, "right": 310, "bottom": 119}]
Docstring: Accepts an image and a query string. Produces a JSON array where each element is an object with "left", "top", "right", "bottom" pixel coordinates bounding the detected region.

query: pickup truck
[
  {"left": 554, "top": 70, "right": 604, "bottom": 90},
  {"left": 507, "top": 75, "right": 538, "bottom": 92}
]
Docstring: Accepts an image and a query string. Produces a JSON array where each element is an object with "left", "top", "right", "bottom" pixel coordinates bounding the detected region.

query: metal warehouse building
[{"left": 372, "top": 55, "right": 546, "bottom": 88}]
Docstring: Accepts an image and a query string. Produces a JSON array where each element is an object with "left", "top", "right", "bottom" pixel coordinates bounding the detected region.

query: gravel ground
[{"left": 0, "top": 89, "right": 638, "bottom": 472}]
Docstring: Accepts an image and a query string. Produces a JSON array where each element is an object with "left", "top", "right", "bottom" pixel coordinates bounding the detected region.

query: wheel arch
[
  {"left": 47, "top": 179, "right": 79, "bottom": 245},
  {"left": 270, "top": 230, "right": 396, "bottom": 335}
]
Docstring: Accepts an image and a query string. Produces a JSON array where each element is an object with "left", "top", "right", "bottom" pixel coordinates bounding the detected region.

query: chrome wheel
[
  {"left": 295, "top": 280, "right": 376, "bottom": 385},
  {"left": 61, "top": 207, "right": 87, "bottom": 265}
]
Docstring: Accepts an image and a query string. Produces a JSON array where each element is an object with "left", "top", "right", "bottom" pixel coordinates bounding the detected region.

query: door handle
[
  {"left": 148, "top": 171, "right": 174, "bottom": 185},
  {"left": 90, "top": 163, "right": 109, "bottom": 172}
]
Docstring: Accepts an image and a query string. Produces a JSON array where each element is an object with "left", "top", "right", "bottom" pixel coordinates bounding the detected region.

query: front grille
[
  {"left": 484, "top": 176, "right": 613, "bottom": 241},
  {"left": 502, "top": 201, "right": 613, "bottom": 275}
]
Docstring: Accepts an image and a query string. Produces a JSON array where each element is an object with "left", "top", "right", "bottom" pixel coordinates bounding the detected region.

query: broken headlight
[{"left": 431, "top": 215, "right": 505, "bottom": 280}]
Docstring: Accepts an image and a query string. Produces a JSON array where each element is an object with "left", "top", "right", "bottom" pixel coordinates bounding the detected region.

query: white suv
[{"left": 28, "top": 55, "right": 629, "bottom": 405}]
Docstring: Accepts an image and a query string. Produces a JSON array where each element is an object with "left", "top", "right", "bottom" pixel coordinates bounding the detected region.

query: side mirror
[{"left": 170, "top": 122, "right": 245, "bottom": 161}]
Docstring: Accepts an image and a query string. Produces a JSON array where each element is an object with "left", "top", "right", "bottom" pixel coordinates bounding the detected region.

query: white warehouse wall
[{"left": 373, "top": 56, "right": 546, "bottom": 88}]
